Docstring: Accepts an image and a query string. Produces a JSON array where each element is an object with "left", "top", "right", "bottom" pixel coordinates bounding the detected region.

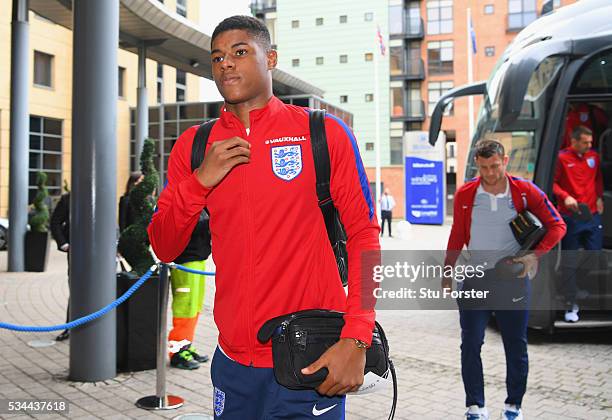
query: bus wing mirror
[
  {"left": 498, "top": 39, "right": 570, "bottom": 128},
  {"left": 428, "top": 82, "right": 486, "bottom": 146}
]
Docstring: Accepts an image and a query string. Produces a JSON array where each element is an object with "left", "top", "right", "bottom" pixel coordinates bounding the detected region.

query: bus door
[{"left": 556, "top": 47, "right": 612, "bottom": 316}]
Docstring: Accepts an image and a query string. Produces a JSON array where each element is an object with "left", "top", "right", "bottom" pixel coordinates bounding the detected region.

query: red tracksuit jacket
[
  {"left": 445, "top": 174, "right": 566, "bottom": 266},
  {"left": 553, "top": 147, "right": 603, "bottom": 216},
  {"left": 148, "top": 96, "right": 380, "bottom": 367}
]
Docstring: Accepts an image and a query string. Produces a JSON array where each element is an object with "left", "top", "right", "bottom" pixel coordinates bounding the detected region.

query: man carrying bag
[{"left": 148, "top": 16, "right": 381, "bottom": 419}]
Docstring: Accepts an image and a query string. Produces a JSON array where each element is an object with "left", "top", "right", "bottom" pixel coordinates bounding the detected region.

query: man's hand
[
  {"left": 60, "top": 243, "right": 69, "bottom": 252},
  {"left": 441, "top": 275, "right": 452, "bottom": 291},
  {"left": 597, "top": 197, "right": 604, "bottom": 214},
  {"left": 195, "top": 137, "right": 251, "bottom": 189},
  {"left": 513, "top": 253, "right": 538, "bottom": 278},
  {"left": 301, "top": 338, "right": 366, "bottom": 396},
  {"left": 564, "top": 196, "right": 579, "bottom": 213}
]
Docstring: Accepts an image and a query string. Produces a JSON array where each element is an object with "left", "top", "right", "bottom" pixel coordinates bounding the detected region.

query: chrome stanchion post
[{"left": 136, "top": 263, "right": 184, "bottom": 410}]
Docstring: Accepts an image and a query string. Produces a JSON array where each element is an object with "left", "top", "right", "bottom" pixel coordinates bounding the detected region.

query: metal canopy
[{"left": 28, "top": 0, "right": 324, "bottom": 96}]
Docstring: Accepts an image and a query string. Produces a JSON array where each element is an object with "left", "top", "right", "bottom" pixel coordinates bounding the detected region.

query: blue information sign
[
  {"left": 404, "top": 131, "right": 445, "bottom": 225},
  {"left": 405, "top": 157, "right": 444, "bottom": 224}
]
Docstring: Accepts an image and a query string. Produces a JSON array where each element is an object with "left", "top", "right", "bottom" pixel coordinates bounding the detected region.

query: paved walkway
[{"left": 0, "top": 222, "right": 610, "bottom": 419}]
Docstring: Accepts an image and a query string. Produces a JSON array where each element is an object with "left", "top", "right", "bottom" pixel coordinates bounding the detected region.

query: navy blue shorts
[{"left": 211, "top": 347, "right": 345, "bottom": 419}]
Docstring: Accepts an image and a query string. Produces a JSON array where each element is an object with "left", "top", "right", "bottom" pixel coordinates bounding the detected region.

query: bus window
[
  {"left": 466, "top": 57, "right": 563, "bottom": 181},
  {"left": 482, "top": 131, "right": 537, "bottom": 180},
  {"left": 571, "top": 50, "right": 612, "bottom": 94}
]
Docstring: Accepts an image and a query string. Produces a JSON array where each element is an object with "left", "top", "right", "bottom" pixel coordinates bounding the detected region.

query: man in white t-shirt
[{"left": 380, "top": 188, "right": 396, "bottom": 237}]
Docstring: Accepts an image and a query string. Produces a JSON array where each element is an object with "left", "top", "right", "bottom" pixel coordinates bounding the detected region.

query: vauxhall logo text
[{"left": 265, "top": 135, "right": 307, "bottom": 145}]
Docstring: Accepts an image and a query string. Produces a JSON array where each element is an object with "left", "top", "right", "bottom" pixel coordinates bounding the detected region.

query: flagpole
[
  {"left": 467, "top": 8, "right": 475, "bottom": 142},
  {"left": 374, "top": 27, "right": 382, "bottom": 222}
]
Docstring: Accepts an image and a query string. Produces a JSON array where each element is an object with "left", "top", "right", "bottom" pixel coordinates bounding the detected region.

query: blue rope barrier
[
  {"left": 0, "top": 265, "right": 159, "bottom": 332},
  {"left": 170, "top": 263, "right": 215, "bottom": 277}
]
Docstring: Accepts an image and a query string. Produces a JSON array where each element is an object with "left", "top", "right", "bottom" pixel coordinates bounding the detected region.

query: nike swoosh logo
[
  {"left": 312, "top": 404, "right": 338, "bottom": 416},
  {"left": 512, "top": 296, "right": 525, "bottom": 302}
]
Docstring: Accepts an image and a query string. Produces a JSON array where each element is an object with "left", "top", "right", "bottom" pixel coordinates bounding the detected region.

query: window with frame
[
  {"left": 390, "top": 137, "right": 403, "bottom": 165},
  {"left": 484, "top": 46, "right": 495, "bottom": 57},
  {"left": 340, "top": 95, "right": 348, "bottom": 103},
  {"left": 364, "top": 12, "right": 373, "bottom": 22},
  {"left": 340, "top": 15, "right": 348, "bottom": 23},
  {"left": 157, "top": 63, "right": 163, "bottom": 103},
  {"left": 390, "top": 46, "right": 405, "bottom": 76},
  {"left": 118, "top": 67, "right": 126, "bottom": 98},
  {"left": 508, "top": 0, "right": 537, "bottom": 30},
  {"left": 427, "top": 41, "right": 453, "bottom": 74},
  {"left": 291, "top": 20, "right": 299, "bottom": 28},
  {"left": 427, "top": 0, "right": 453, "bottom": 35},
  {"left": 407, "top": 2, "right": 421, "bottom": 35},
  {"left": 29, "top": 116, "right": 63, "bottom": 203},
  {"left": 316, "top": 56, "right": 324, "bottom": 65},
  {"left": 176, "top": 0, "right": 187, "bottom": 17},
  {"left": 365, "top": 52, "right": 374, "bottom": 62},
  {"left": 365, "top": 142, "right": 374, "bottom": 151},
  {"left": 176, "top": 69, "right": 186, "bottom": 102},
  {"left": 365, "top": 93, "right": 374, "bottom": 102},
  {"left": 292, "top": 59, "right": 300, "bottom": 67},
  {"left": 34, "top": 51, "right": 53, "bottom": 88},
  {"left": 339, "top": 54, "right": 348, "bottom": 63},
  {"left": 316, "top": 17, "right": 324, "bottom": 26},
  {"left": 390, "top": 87, "right": 405, "bottom": 117},
  {"left": 428, "top": 81, "right": 453, "bottom": 115},
  {"left": 389, "top": 5, "right": 404, "bottom": 34},
  {"left": 484, "top": 4, "right": 494, "bottom": 14}
]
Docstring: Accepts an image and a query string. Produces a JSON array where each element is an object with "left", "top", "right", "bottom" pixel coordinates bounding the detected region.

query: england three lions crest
[{"left": 271, "top": 145, "right": 302, "bottom": 181}]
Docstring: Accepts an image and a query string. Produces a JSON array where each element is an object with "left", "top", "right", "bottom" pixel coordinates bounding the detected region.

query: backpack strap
[
  {"left": 176, "top": 118, "right": 217, "bottom": 264},
  {"left": 191, "top": 118, "right": 219, "bottom": 172},
  {"left": 309, "top": 109, "right": 349, "bottom": 286},
  {"left": 309, "top": 110, "right": 332, "bottom": 205}
]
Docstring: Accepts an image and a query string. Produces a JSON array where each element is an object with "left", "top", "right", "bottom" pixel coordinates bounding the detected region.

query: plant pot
[
  {"left": 116, "top": 271, "right": 159, "bottom": 372},
  {"left": 25, "top": 231, "right": 49, "bottom": 272}
]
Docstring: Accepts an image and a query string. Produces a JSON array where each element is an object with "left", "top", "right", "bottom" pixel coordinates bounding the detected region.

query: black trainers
[
  {"left": 187, "top": 345, "right": 209, "bottom": 363},
  {"left": 170, "top": 346, "right": 200, "bottom": 370},
  {"left": 55, "top": 330, "right": 69, "bottom": 341}
]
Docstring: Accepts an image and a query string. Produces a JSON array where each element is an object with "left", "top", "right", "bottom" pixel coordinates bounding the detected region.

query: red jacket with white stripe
[
  {"left": 445, "top": 174, "right": 566, "bottom": 266},
  {"left": 148, "top": 97, "right": 380, "bottom": 367}
]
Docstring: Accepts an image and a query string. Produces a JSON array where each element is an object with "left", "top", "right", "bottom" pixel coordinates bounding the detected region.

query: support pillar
[
  {"left": 69, "top": 0, "right": 119, "bottom": 382},
  {"left": 136, "top": 44, "right": 148, "bottom": 162},
  {"left": 8, "top": 0, "right": 30, "bottom": 272}
]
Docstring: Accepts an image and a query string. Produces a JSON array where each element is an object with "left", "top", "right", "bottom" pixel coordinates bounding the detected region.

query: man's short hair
[
  {"left": 571, "top": 125, "right": 593, "bottom": 141},
  {"left": 211, "top": 15, "right": 272, "bottom": 51},
  {"left": 474, "top": 139, "right": 505, "bottom": 159}
]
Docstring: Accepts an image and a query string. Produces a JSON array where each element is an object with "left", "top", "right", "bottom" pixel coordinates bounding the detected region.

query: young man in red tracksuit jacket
[
  {"left": 444, "top": 140, "right": 566, "bottom": 420},
  {"left": 148, "top": 16, "right": 380, "bottom": 419},
  {"left": 553, "top": 125, "right": 604, "bottom": 323}
]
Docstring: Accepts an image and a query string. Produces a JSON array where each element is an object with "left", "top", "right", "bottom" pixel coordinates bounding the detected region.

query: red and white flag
[{"left": 376, "top": 26, "right": 386, "bottom": 56}]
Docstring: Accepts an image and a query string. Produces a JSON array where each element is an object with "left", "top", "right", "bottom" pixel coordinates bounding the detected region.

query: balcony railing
[
  {"left": 405, "top": 17, "right": 424, "bottom": 39},
  {"left": 391, "top": 100, "right": 425, "bottom": 121},
  {"left": 251, "top": 0, "right": 276, "bottom": 15},
  {"left": 391, "top": 58, "right": 425, "bottom": 80},
  {"left": 390, "top": 16, "right": 424, "bottom": 39}
]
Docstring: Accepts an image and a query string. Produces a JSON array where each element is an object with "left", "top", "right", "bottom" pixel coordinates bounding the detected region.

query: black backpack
[{"left": 190, "top": 110, "right": 349, "bottom": 286}]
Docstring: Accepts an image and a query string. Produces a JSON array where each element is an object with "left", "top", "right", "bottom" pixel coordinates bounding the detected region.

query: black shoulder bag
[{"left": 258, "top": 310, "right": 396, "bottom": 419}]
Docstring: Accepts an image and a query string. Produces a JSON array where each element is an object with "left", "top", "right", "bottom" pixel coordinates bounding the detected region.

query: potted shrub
[
  {"left": 116, "top": 138, "right": 160, "bottom": 372},
  {"left": 25, "top": 172, "right": 50, "bottom": 272}
]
